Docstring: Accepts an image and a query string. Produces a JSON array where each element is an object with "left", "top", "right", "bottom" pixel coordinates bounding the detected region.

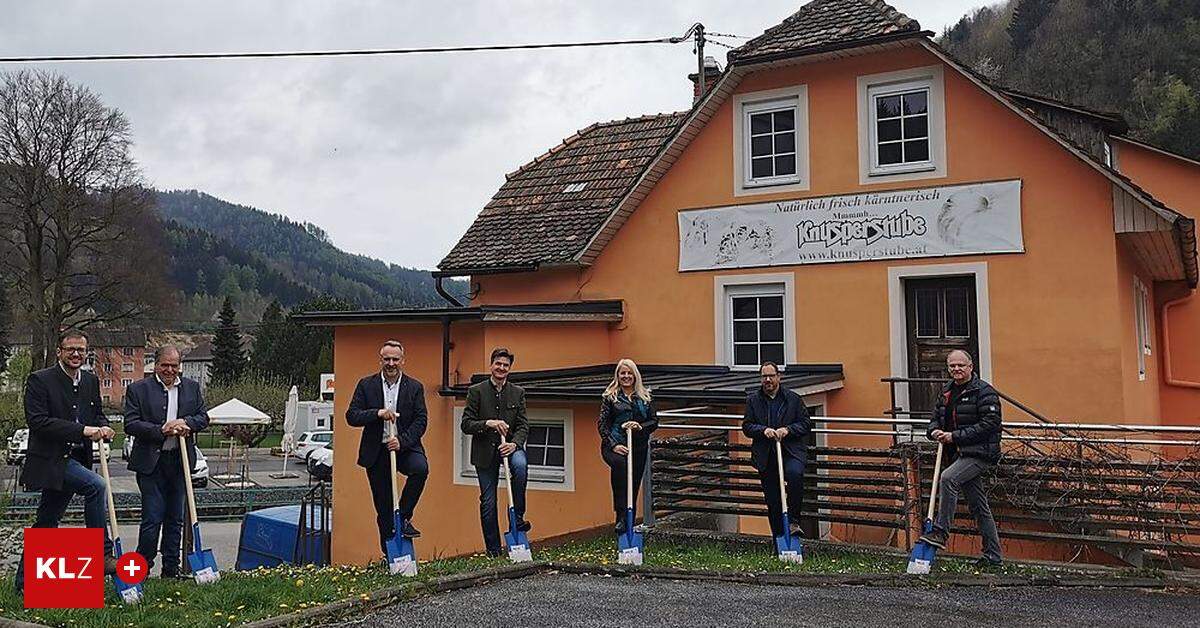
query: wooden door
[{"left": 905, "top": 277, "right": 979, "bottom": 417}]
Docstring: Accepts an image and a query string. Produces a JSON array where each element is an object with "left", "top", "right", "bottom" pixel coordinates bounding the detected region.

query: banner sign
[{"left": 678, "top": 180, "right": 1023, "bottom": 271}]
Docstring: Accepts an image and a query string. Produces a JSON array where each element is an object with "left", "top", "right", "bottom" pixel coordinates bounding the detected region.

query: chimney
[{"left": 688, "top": 56, "right": 721, "bottom": 104}]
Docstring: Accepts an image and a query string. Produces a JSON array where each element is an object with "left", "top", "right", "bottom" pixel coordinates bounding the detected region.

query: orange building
[{"left": 302, "top": 0, "right": 1198, "bottom": 566}]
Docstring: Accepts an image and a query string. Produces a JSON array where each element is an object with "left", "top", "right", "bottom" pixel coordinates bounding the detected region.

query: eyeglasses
[
  {"left": 59, "top": 347, "right": 87, "bottom": 354},
  {"left": 381, "top": 357, "right": 403, "bottom": 363}
]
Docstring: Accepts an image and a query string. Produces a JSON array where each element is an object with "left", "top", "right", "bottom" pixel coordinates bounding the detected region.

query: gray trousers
[{"left": 935, "top": 456, "right": 1002, "bottom": 561}]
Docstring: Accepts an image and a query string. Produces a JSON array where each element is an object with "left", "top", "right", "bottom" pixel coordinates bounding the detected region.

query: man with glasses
[
  {"left": 124, "top": 345, "right": 210, "bottom": 578},
  {"left": 919, "top": 349, "right": 1003, "bottom": 568},
  {"left": 742, "top": 361, "right": 811, "bottom": 538},
  {"left": 347, "top": 340, "right": 429, "bottom": 554},
  {"left": 15, "top": 329, "right": 117, "bottom": 593},
  {"left": 460, "top": 347, "right": 531, "bottom": 557}
]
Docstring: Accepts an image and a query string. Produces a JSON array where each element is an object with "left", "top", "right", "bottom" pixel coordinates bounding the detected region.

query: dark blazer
[
  {"left": 460, "top": 379, "right": 528, "bottom": 469},
  {"left": 123, "top": 376, "right": 209, "bottom": 475},
  {"left": 597, "top": 393, "right": 658, "bottom": 453},
  {"left": 20, "top": 365, "right": 107, "bottom": 491},
  {"left": 346, "top": 372, "right": 428, "bottom": 468},
  {"left": 741, "top": 387, "right": 811, "bottom": 473}
]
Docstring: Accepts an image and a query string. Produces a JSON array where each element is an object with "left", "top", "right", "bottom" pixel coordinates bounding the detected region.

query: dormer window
[
  {"left": 733, "top": 85, "right": 810, "bottom": 196},
  {"left": 857, "top": 66, "right": 946, "bottom": 184}
]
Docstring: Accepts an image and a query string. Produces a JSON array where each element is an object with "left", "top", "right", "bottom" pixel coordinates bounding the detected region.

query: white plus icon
[{"left": 123, "top": 562, "right": 141, "bottom": 579}]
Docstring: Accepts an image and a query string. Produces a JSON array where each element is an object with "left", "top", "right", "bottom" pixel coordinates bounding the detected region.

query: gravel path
[{"left": 327, "top": 573, "right": 1200, "bottom": 628}]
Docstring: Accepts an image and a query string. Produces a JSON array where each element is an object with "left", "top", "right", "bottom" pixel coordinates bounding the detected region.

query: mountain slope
[
  {"left": 156, "top": 190, "right": 460, "bottom": 312},
  {"left": 941, "top": 0, "right": 1200, "bottom": 160}
]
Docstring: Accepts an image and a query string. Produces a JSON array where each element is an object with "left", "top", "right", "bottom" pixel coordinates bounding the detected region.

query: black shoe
[
  {"left": 401, "top": 520, "right": 421, "bottom": 538},
  {"left": 973, "top": 557, "right": 1003, "bottom": 570},
  {"left": 789, "top": 523, "right": 805, "bottom": 538},
  {"left": 515, "top": 519, "right": 532, "bottom": 533},
  {"left": 104, "top": 556, "right": 118, "bottom": 576},
  {"left": 486, "top": 549, "right": 503, "bottom": 559},
  {"left": 161, "top": 567, "right": 181, "bottom": 579},
  {"left": 615, "top": 519, "right": 627, "bottom": 535},
  {"left": 919, "top": 528, "right": 949, "bottom": 550}
]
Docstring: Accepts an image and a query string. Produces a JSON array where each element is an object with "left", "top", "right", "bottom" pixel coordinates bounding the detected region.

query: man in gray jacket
[{"left": 460, "top": 347, "right": 532, "bottom": 557}]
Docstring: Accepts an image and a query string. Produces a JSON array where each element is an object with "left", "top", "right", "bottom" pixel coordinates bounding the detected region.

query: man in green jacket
[{"left": 460, "top": 347, "right": 532, "bottom": 557}]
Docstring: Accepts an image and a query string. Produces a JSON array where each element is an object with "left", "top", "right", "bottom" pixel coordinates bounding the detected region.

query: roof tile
[{"left": 729, "top": 0, "right": 920, "bottom": 63}]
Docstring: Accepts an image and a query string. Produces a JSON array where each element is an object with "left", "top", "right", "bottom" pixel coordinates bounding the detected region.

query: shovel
[
  {"left": 907, "top": 442, "right": 946, "bottom": 575},
  {"left": 179, "top": 434, "right": 220, "bottom": 583},
  {"left": 773, "top": 440, "right": 803, "bottom": 563},
  {"left": 617, "top": 426, "right": 644, "bottom": 565},
  {"left": 383, "top": 420, "right": 417, "bottom": 576},
  {"left": 98, "top": 441, "right": 143, "bottom": 604},
  {"left": 499, "top": 435, "right": 532, "bottom": 562}
]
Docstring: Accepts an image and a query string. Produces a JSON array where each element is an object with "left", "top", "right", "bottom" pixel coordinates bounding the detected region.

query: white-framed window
[
  {"left": 1134, "top": 276, "right": 1152, "bottom": 381},
  {"left": 120, "top": 378, "right": 132, "bottom": 387},
  {"left": 714, "top": 273, "right": 797, "bottom": 370},
  {"left": 733, "top": 85, "right": 809, "bottom": 196},
  {"left": 102, "top": 379, "right": 112, "bottom": 389},
  {"left": 122, "top": 347, "right": 134, "bottom": 357},
  {"left": 857, "top": 66, "right": 946, "bottom": 184},
  {"left": 103, "top": 363, "right": 113, "bottom": 373},
  {"left": 452, "top": 407, "right": 575, "bottom": 491},
  {"left": 1103, "top": 140, "right": 1114, "bottom": 168},
  {"left": 121, "top": 363, "right": 133, "bottom": 373}
]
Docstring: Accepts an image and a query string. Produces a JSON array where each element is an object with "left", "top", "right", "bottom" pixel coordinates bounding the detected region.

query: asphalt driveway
[{"left": 327, "top": 572, "right": 1200, "bottom": 628}]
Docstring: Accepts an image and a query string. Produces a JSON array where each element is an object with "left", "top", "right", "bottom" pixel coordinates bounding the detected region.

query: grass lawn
[{"left": 0, "top": 536, "right": 1068, "bottom": 627}]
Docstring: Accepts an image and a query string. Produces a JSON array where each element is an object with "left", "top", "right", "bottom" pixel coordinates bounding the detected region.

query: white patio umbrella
[{"left": 272, "top": 386, "right": 300, "bottom": 478}]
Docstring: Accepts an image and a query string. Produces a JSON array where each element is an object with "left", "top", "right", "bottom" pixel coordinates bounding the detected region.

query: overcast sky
[{"left": 0, "top": 1, "right": 989, "bottom": 269}]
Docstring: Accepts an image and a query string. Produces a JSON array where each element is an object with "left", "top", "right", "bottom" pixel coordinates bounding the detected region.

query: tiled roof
[
  {"left": 438, "top": 112, "right": 686, "bottom": 272},
  {"left": 729, "top": 0, "right": 921, "bottom": 64}
]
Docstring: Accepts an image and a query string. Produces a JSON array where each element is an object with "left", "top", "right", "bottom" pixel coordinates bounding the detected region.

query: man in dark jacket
[
  {"left": 460, "top": 347, "right": 531, "bottom": 557},
  {"left": 919, "top": 349, "right": 1003, "bottom": 567},
  {"left": 15, "top": 330, "right": 116, "bottom": 593},
  {"left": 124, "top": 345, "right": 209, "bottom": 578},
  {"left": 346, "top": 340, "right": 428, "bottom": 554},
  {"left": 742, "top": 362, "right": 811, "bottom": 538}
]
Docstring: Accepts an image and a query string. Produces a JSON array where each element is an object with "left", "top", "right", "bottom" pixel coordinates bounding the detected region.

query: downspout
[
  {"left": 435, "top": 275, "right": 463, "bottom": 307},
  {"left": 1163, "top": 289, "right": 1200, "bottom": 389}
]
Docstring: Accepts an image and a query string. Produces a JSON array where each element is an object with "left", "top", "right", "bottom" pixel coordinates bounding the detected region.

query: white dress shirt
[
  {"left": 158, "top": 375, "right": 180, "bottom": 450},
  {"left": 381, "top": 372, "right": 401, "bottom": 442}
]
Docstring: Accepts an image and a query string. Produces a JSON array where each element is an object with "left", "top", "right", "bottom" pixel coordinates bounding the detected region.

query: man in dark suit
[
  {"left": 346, "top": 340, "right": 428, "bottom": 554},
  {"left": 460, "top": 347, "right": 531, "bottom": 557},
  {"left": 15, "top": 329, "right": 116, "bottom": 593},
  {"left": 124, "top": 345, "right": 209, "bottom": 578},
  {"left": 741, "top": 361, "right": 811, "bottom": 538}
]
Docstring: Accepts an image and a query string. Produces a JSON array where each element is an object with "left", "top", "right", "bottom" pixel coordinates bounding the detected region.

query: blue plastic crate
[{"left": 236, "top": 504, "right": 330, "bottom": 571}]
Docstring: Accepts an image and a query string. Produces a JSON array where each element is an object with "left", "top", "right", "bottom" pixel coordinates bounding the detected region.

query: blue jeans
[
  {"left": 136, "top": 450, "right": 186, "bottom": 573},
  {"left": 475, "top": 449, "right": 528, "bottom": 554},
  {"left": 15, "top": 458, "right": 112, "bottom": 592}
]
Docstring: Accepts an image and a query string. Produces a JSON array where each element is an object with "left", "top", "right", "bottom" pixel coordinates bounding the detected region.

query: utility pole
[{"left": 694, "top": 23, "right": 707, "bottom": 100}]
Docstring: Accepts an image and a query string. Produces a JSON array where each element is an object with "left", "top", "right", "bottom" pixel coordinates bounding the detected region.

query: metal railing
[{"left": 646, "top": 407, "right": 1200, "bottom": 568}]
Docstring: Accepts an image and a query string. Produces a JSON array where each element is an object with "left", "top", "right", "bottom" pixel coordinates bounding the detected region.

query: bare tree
[{"left": 0, "top": 70, "right": 170, "bottom": 367}]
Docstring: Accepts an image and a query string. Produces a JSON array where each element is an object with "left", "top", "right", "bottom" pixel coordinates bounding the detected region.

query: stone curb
[{"left": 242, "top": 561, "right": 546, "bottom": 628}]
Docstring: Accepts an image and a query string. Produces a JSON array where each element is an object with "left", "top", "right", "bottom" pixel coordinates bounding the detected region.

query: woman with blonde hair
[{"left": 597, "top": 359, "right": 658, "bottom": 533}]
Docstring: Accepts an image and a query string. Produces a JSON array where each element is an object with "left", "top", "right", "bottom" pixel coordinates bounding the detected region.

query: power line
[{"left": 0, "top": 30, "right": 699, "bottom": 65}]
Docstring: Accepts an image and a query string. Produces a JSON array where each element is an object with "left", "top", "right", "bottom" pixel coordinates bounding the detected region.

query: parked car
[
  {"left": 307, "top": 440, "right": 332, "bottom": 481},
  {"left": 295, "top": 430, "right": 333, "bottom": 462},
  {"left": 8, "top": 429, "right": 112, "bottom": 465},
  {"left": 7, "top": 428, "right": 28, "bottom": 465},
  {"left": 120, "top": 435, "right": 209, "bottom": 487}
]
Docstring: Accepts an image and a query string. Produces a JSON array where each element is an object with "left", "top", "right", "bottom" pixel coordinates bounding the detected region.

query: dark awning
[
  {"left": 440, "top": 363, "right": 844, "bottom": 404},
  {"left": 296, "top": 300, "right": 623, "bottom": 326}
]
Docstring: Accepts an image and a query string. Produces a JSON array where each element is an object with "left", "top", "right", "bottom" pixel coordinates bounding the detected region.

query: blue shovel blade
[
  {"left": 188, "top": 523, "right": 220, "bottom": 583},
  {"left": 775, "top": 513, "right": 803, "bottom": 555},
  {"left": 617, "top": 508, "right": 643, "bottom": 551},
  {"left": 505, "top": 506, "right": 530, "bottom": 549},
  {"left": 386, "top": 511, "right": 417, "bottom": 574},
  {"left": 906, "top": 518, "right": 938, "bottom": 574},
  {"left": 111, "top": 539, "right": 143, "bottom": 603}
]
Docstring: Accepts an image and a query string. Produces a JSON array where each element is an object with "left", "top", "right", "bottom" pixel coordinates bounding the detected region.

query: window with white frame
[
  {"left": 120, "top": 378, "right": 132, "bottom": 387},
  {"left": 1134, "top": 277, "right": 1152, "bottom": 380},
  {"left": 716, "top": 275, "right": 796, "bottom": 369},
  {"left": 857, "top": 66, "right": 945, "bottom": 183},
  {"left": 121, "top": 363, "right": 133, "bottom": 373},
  {"left": 453, "top": 407, "right": 574, "bottom": 489},
  {"left": 122, "top": 347, "right": 134, "bottom": 357},
  {"left": 733, "top": 86, "right": 809, "bottom": 195},
  {"left": 102, "top": 379, "right": 112, "bottom": 389}
]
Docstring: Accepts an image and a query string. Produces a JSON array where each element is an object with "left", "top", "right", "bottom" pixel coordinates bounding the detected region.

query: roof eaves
[
  {"left": 921, "top": 39, "right": 1198, "bottom": 287},
  {"left": 1112, "top": 136, "right": 1200, "bottom": 170}
]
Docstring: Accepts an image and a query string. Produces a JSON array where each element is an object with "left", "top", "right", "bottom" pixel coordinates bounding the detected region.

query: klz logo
[{"left": 24, "top": 528, "right": 104, "bottom": 608}]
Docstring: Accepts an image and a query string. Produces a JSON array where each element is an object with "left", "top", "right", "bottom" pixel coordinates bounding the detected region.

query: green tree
[
  {"left": 209, "top": 296, "right": 246, "bottom": 386},
  {"left": 0, "top": 287, "right": 11, "bottom": 375},
  {"left": 249, "top": 300, "right": 284, "bottom": 374}
]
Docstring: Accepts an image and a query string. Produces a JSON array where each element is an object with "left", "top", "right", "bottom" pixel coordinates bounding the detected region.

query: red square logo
[{"left": 23, "top": 528, "right": 104, "bottom": 609}]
